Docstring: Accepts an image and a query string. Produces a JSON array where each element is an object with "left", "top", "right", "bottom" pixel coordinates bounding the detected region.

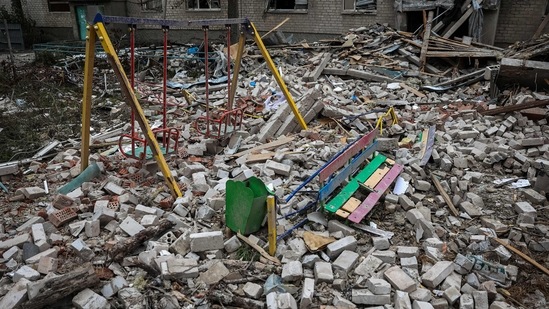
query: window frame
[
  {"left": 141, "top": 0, "right": 163, "bottom": 12},
  {"left": 186, "top": 0, "right": 222, "bottom": 11},
  {"left": 48, "top": 0, "right": 70, "bottom": 12},
  {"left": 267, "top": 0, "right": 309, "bottom": 13},
  {"left": 342, "top": 0, "right": 378, "bottom": 14}
]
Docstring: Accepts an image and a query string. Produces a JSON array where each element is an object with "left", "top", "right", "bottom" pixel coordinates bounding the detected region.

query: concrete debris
[{"left": 1, "top": 21, "right": 549, "bottom": 309}]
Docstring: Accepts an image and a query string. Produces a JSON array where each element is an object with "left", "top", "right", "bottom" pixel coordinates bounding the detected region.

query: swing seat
[
  {"left": 119, "top": 127, "right": 180, "bottom": 160},
  {"left": 194, "top": 107, "right": 244, "bottom": 139}
]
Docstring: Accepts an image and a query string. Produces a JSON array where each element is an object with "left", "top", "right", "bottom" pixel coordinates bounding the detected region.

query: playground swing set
[{"left": 79, "top": 14, "right": 307, "bottom": 199}]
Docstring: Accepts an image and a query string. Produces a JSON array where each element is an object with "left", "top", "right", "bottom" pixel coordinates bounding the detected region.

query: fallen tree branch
[
  {"left": 108, "top": 218, "right": 174, "bottom": 262},
  {"left": 22, "top": 263, "right": 99, "bottom": 309}
]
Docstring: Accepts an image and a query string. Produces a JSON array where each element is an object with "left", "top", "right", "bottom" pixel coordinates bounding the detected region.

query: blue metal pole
[{"left": 284, "top": 138, "right": 359, "bottom": 203}]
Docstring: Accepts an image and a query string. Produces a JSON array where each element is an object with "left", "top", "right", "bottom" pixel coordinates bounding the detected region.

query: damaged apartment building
[{"left": 0, "top": 0, "right": 547, "bottom": 46}]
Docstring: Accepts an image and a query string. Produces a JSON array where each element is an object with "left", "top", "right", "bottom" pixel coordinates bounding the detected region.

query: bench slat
[
  {"left": 318, "top": 142, "right": 379, "bottom": 202},
  {"left": 319, "top": 129, "right": 378, "bottom": 183},
  {"left": 348, "top": 163, "right": 404, "bottom": 223},
  {"left": 336, "top": 209, "right": 351, "bottom": 218},
  {"left": 324, "top": 153, "right": 386, "bottom": 213},
  {"left": 342, "top": 197, "right": 361, "bottom": 213},
  {"left": 363, "top": 166, "right": 390, "bottom": 189}
]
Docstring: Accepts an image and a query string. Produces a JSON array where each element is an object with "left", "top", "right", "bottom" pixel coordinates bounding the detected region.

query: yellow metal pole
[
  {"left": 93, "top": 22, "right": 182, "bottom": 198},
  {"left": 229, "top": 30, "right": 246, "bottom": 109},
  {"left": 249, "top": 22, "right": 307, "bottom": 130},
  {"left": 81, "top": 24, "right": 96, "bottom": 172},
  {"left": 267, "top": 195, "right": 277, "bottom": 256}
]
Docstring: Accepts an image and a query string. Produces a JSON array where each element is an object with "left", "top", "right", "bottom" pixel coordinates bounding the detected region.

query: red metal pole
[
  {"left": 162, "top": 27, "right": 168, "bottom": 147},
  {"left": 226, "top": 25, "right": 232, "bottom": 111},
  {"left": 204, "top": 26, "right": 210, "bottom": 136},
  {"left": 130, "top": 24, "right": 136, "bottom": 157}
]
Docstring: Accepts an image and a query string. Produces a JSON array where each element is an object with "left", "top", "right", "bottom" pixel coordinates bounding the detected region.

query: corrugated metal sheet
[{"left": 0, "top": 23, "right": 24, "bottom": 50}]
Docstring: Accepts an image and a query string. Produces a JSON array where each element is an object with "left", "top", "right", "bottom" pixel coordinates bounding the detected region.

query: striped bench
[{"left": 318, "top": 129, "right": 403, "bottom": 223}]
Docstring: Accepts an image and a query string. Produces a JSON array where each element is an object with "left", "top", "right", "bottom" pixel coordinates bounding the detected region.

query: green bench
[{"left": 317, "top": 129, "right": 403, "bottom": 223}]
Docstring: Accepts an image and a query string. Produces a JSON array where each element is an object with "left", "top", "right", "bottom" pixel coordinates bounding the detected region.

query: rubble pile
[{"left": 0, "top": 22, "right": 548, "bottom": 309}]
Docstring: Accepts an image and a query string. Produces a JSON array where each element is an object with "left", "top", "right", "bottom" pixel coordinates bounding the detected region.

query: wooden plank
[
  {"left": 426, "top": 51, "right": 499, "bottom": 58},
  {"left": 342, "top": 197, "right": 361, "bottom": 213},
  {"left": 442, "top": 0, "right": 483, "bottom": 39},
  {"left": 481, "top": 99, "right": 549, "bottom": 116},
  {"left": 533, "top": 15, "right": 549, "bottom": 39},
  {"left": 230, "top": 136, "right": 294, "bottom": 158},
  {"left": 420, "top": 125, "right": 436, "bottom": 166},
  {"left": 303, "top": 53, "right": 332, "bottom": 82},
  {"left": 363, "top": 166, "right": 390, "bottom": 189},
  {"left": 490, "top": 236, "right": 549, "bottom": 277},
  {"left": 237, "top": 233, "right": 281, "bottom": 265},
  {"left": 419, "top": 11, "right": 434, "bottom": 72},
  {"left": 399, "top": 82, "right": 426, "bottom": 98},
  {"left": 319, "top": 143, "right": 380, "bottom": 203},
  {"left": 430, "top": 174, "right": 459, "bottom": 216},
  {"left": 246, "top": 152, "right": 275, "bottom": 163},
  {"left": 336, "top": 209, "right": 351, "bottom": 218},
  {"left": 348, "top": 164, "right": 404, "bottom": 223},
  {"left": 319, "top": 129, "right": 378, "bottom": 183},
  {"left": 323, "top": 154, "right": 386, "bottom": 213},
  {"left": 398, "top": 48, "right": 442, "bottom": 75}
]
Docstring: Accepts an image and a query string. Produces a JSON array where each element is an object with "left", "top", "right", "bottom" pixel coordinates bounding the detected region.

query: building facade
[{"left": 0, "top": 0, "right": 547, "bottom": 45}]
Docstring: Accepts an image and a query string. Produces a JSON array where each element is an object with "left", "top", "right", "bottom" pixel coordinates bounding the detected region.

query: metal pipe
[
  {"left": 204, "top": 26, "right": 210, "bottom": 136},
  {"left": 96, "top": 14, "right": 249, "bottom": 27},
  {"left": 226, "top": 25, "right": 232, "bottom": 111},
  {"left": 284, "top": 137, "right": 361, "bottom": 202},
  {"left": 162, "top": 26, "right": 169, "bottom": 147},
  {"left": 130, "top": 24, "right": 136, "bottom": 157}
]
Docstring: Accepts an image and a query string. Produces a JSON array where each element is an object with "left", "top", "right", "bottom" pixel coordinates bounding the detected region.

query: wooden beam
[
  {"left": 443, "top": 0, "right": 483, "bottom": 39},
  {"left": 431, "top": 174, "right": 459, "bottom": 216},
  {"left": 533, "top": 15, "right": 549, "bottom": 39},
  {"left": 481, "top": 99, "right": 549, "bottom": 116},
  {"left": 230, "top": 136, "right": 295, "bottom": 158},
  {"left": 426, "top": 50, "right": 499, "bottom": 58},
  {"left": 490, "top": 236, "right": 549, "bottom": 277},
  {"left": 419, "top": 11, "right": 434, "bottom": 72},
  {"left": 398, "top": 48, "right": 442, "bottom": 75},
  {"left": 237, "top": 233, "right": 281, "bottom": 265},
  {"left": 399, "top": 82, "right": 426, "bottom": 98}
]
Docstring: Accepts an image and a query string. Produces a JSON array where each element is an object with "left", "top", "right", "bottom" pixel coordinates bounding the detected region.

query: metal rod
[
  {"left": 284, "top": 137, "right": 361, "bottom": 202},
  {"left": 81, "top": 24, "right": 96, "bottom": 171},
  {"left": 93, "top": 22, "right": 182, "bottom": 198},
  {"left": 267, "top": 196, "right": 277, "bottom": 255},
  {"left": 226, "top": 25, "right": 232, "bottom": 111},
  {"left": 162, "top": 27, "right": 168, "bottom": 147},
  {"left": 130, "top": 24, "right": 136, "bottom": 158},
  {"left": 204, "top": 26, "right": 210, "bottom": 136},
  {"left": 97, "top": 14, "right": 248, "bottom": 27}
]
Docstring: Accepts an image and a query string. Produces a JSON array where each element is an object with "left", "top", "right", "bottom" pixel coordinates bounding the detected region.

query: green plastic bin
[{"left": 225, "top": 177, "right": 269, "bottom": 235}]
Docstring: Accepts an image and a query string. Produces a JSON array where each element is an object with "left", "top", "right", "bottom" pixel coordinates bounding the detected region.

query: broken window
[
  {"left": 344, "top": 0, "right": 377, "bottom": 11},
  {"left": 48, "top": 0, "right": 70, "bottom": 12},
  {"left": 141, "top": 0, "right": 162, "bottom": 11},
  {"left": 187, "top": 0, "right": 221, "bottom": 10},
  {"left": 268, "top": 0, "right": 308, "bottom": 10}
]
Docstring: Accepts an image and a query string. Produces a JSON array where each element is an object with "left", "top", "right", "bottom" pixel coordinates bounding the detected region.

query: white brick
[{"left": 189, "top": 231, "right": 224, "bottom": 252}]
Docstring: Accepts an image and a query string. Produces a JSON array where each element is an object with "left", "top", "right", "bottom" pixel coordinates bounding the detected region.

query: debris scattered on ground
[{"left": 0, "top": 21, "right": 548, "bottom": 309}]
